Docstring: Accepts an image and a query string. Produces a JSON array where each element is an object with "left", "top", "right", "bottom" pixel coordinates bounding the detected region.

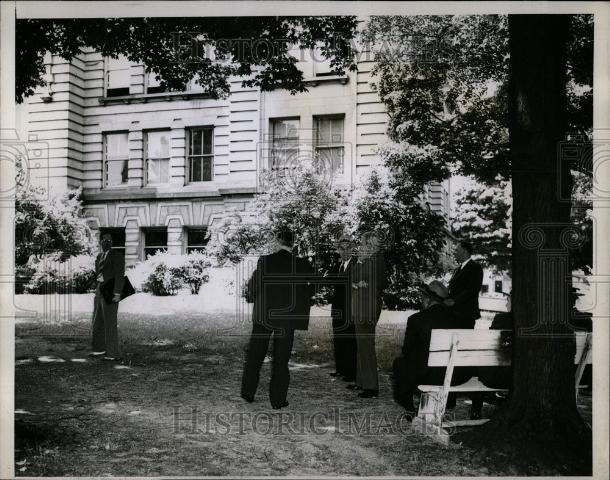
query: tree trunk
[{"left": 456, "top": 15, "right": 591, "bottom": 475}]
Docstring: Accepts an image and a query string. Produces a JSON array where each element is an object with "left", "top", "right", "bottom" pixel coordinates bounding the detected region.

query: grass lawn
[{"left": 14, "top": 308, "right": 592, "bottom": 476}]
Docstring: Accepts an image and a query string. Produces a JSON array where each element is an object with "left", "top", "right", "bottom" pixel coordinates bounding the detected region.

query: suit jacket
[
  {"left": 247, "top": 249, "right": 315, "bottom": 331},
  {"left": 329, "top": 255, "right": 353, "bottom": 325},
  {"left": 95, "top": 249, "right": 125, "bottom": 296},
  {"left": 351, "top": 252, "right": 386, "bottom": 323},
  {"left": 448, "top": 258, "right": 483, "bottom": 327}
]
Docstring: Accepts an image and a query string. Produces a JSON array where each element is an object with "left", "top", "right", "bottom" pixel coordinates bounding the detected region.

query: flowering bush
[
  {"left": 176, "top": 251, "right": 212, "bottom": 294},
  {"left": 24, "top": 253, "right": 96, "bottom": 294},
  {"left": 130, "top": 251, "right": 212, "bottom": 296}
]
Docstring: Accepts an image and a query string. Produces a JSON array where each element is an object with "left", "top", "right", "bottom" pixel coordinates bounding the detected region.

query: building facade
[{"left": 23, "top": 48, "right": 450, "bottom": 267}]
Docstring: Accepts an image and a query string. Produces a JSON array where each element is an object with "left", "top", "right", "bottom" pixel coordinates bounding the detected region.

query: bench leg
[{"left": 415, "top": 389, "right": 450, "bottom": 444}]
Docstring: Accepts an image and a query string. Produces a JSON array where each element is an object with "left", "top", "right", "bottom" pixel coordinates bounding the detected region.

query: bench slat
[
  {"left": 428, "top": 350, "right": 511, "bottom": 367},
  {"left": 428, "top": 329, "right": 506, "bottom": 352},
  {"left": 427, "top": 330, "right": 592, "bottom": 367}
]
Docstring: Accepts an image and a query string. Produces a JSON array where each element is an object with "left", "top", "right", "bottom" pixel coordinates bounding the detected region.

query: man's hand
[
  {"left": 358, "top": 281, "right": 368, "bottom": 288},
  {"left": 112, "top": 293, "right": 121, "bottom": 303},
  {"left": 443, "top": 298, "right": 455, "bottom": 307}
]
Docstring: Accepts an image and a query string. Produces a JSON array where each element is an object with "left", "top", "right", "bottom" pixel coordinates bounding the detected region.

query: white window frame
[
  {"left": 104, "top": 55, "right": 131, "bottom": 97},
  {"left": 270, "top": 117, "right": 300, "bottom": 170},
  {"left": 187, "top": 126, "right": 214, "bottom": 183},
  {"left": 313, "top": 115, "right": 345, "bottom": 174},
  {"left": 144, "top": 129, "right": 171, "bottom": 185},
  {"left": 102, "top": 131, "right": 129, "bottom": 188}
]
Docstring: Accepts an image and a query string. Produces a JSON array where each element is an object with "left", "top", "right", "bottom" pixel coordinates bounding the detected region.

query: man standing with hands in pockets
[{"left": 91, "top": 232, "right": 125, "bottom": 361}]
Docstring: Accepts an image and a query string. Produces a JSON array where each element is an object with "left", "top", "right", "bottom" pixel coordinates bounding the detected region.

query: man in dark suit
[
  {"left": 392, "top": 281, "right": 456, "bottom": 412},
  {"left": 350, "top": 234, "right": 387, "bottom": 398},
  {"left": 241, "top": 229, "right": 315, "bottom": 409},
  {"left": 91, "top": 232, "right": 125, "bottom": 361},
  {"left": 328, "top": 238, "right": 357, "bottom": 382},
  {"left": 445, "top": 240, "right": 484, "bottom": 328}
]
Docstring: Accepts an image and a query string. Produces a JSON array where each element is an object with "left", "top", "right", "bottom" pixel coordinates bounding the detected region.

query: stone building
[{"left": 22, "top": 48, "right": 450, "bottom": 266}]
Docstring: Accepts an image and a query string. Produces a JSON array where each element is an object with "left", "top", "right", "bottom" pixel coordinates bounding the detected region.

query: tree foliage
[
  {"left": 15, "top": 184, "right": 94, "bottom": 267},
  {"left": 364, "top": 15, "right": 592, "bottom": 185},
  {"left": 452, "top": 180, "right": 512, "bottom": 272},
  {"left": 207, "top": 161, "right": 353, "bottom": 269},
  {"left": 16, "top": 16, "right": 358, "bottom": 103},
  {"left": 355, "top": 168, "right": 447, "bottom": 309}
]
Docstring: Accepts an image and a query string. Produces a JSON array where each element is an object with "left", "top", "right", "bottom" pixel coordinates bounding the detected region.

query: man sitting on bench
[
  {"left": 443, "top": 240, "right": 484, "bottom": 329},
  {"left": 392, "top": 281, "right": 459, "bottom": 413}
]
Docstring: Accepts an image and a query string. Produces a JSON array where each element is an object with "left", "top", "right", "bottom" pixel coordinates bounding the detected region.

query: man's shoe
[
  {"left": 329, "top": 372, "right": 341, "bottom": 377},
  {"left": 89, "top": 351, "right": 106, "bottom": 357},
  {"left": 346, "top": 384, "right": 362, "bottom": 390},
  {"left": 241, "top": 393, "right": 254, "bottom": 403},
  {"left": 358, "top": 389, "right": 378, "bottom": 398},
  {"left": 271, "top": 401, "right": 289, "bottom": 410}
]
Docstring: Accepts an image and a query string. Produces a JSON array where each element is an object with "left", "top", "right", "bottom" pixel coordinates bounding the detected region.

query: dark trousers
[
  {"left": 241, "top": 323, "right": 295, "bottom": 407},
  {"left": 331, "top": 310, "right": 357, "bottom": 378},
  {"left": 392, "top": 313, "right": 470, "bottom": 408},
  {"left": 91, "top": 284, "right": 120, "bottom": 357}
]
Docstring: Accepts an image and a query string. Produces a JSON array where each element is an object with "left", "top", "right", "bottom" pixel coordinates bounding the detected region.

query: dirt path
[{"left": 14, "top": 312, "right": 591, "bottom": 476}]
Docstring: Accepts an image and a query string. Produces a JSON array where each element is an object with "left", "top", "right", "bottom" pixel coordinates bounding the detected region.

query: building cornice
[{"left": 83, "top": 185, "right": 257, "bottom": 203}]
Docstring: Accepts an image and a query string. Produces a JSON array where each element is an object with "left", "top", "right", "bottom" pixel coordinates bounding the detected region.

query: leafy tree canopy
[
  {"left": 16, "top": 16, "right": 358, "bottom": 103},
  {"left": 363, "top": 15, "right": 592, "bottom": 186}
]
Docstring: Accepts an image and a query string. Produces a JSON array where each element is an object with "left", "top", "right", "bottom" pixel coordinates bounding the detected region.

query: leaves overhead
[
  {"left": 364, "top": 14, "right": 592, "bottom": 185},
  {"left": 16, "top": 16, "right": 359, "bottom": 103}
]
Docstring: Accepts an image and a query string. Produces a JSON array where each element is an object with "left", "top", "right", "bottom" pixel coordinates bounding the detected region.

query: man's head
[
  {"left": 454, "top": 240, "right": 473, "bottom": 264},
  {"left": 275, "top": 227, "right": 295, "bottom": 250},
  {"left": 357, "top": 231, "right": 382, "bottom": 259},
  {"left": 100, "top": 233, "right": 113, "bottom": 252},
  {"left": 335, "top": 236, "right": 354, "bottom": 261},
  {"left": 421, "top": 280, "right": 449, "bottom": 309}
]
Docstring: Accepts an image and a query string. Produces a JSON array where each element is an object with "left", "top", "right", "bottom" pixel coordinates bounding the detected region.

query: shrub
[
  {"left": 131, "top": 251, "right": 212, "bottom": 296},
  {"left": 16, "top": 185, "right": 95, "bottom": 268},
  {"left": 24, "top": 253, "right": 96, "bottom": 294},
  {"left": 142, "top": 263, "right": 184, "bottom": 296},
  {"left": 176, "top": 251, "right": 212, "bottom": 294}
]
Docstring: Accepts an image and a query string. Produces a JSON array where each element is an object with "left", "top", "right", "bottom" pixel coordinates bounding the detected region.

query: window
[
  {"left": 99, "top": 228, "right": 126, "bottom": 257},
  {"left": 314, "top": 115, "right": 344, "bottom": 173},
  {"left": 105, "top": 55, "right": 130, "bottom": 97},
  {"left": 143, "top": 228, "right": 167, "bottom": 258},
  {"left": 312, "top": 45, "right": 343, "bottom": 77},
  {"left": 146, "top": 71, "right": 166, "bottom": 94},
  {"left": 186, "top": 228, "right": 209, "bottom": 253},
  {"left": 145, "top": 130, "right": 170, "bottom": 184},
  {"left": 495, "top": 280, "right": 503, "bottom": 293},
  {"left": 481, "top": 284, "right": 489, "bottom": 294},
  {"left": 270, "top": 118, "right": 300, "bottom": 169},
  {"left": 187, "top": 127, "right": 214, "bottom": 182},
  {"left": 103, "top": 132, "right": 129, "bottom": 187}
]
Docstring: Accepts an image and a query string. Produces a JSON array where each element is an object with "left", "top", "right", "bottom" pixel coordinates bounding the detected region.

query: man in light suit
[
  {"left": 91, "top": 233, "right": 125, "bottom": 361},
  {"left": 241, "top": 228, "right": 315, "bottom": 409},
  {"left": 444, "top": 240, "right": 484, "bottom": 328}
]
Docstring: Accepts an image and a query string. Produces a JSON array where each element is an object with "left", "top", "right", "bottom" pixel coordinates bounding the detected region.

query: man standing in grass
[
  {"left": 241, "top": 228, "right": 314, "bottom": 409},
  {"left": 91, "top": 232, "right": 125, "bottom": 361}
]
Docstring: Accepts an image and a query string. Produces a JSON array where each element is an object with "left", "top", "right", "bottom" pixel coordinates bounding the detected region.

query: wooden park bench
[{"left": 411, "top": 329, "right": 592, "bottom": 444}]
